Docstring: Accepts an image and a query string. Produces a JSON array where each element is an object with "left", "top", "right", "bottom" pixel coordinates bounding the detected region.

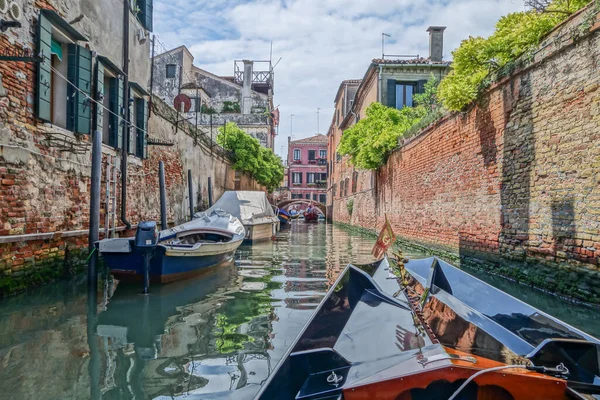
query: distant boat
[
  {"left": 256, "top": 256, "right": 600, "bottom": 399},
  {"left": 274, "top": 206, "right": 291, "bottom": 227},
  {"left": 97, "top": 209, "right": 245, "bottom": 283},
  {"left": 304, "top": 208, "right": 319, "bottom": 222},
  {"left": 197, "top": 191, "right": 279, "bottom": 243},
  {"left": 289, "top": 210, "right": 300, "bottom": 220}
]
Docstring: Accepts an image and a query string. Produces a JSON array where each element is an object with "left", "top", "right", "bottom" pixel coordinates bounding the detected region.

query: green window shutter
[
  {"left": 94, "top": 61, "right": 104, "bottom": 133},
  {"left": 138, "top": 0, "right": 153, "bottom": 31},
  {"left": 108, "top": 77, "right": 123, "bottom": 149},
  {"left": 386, "top": 79, "right": 396, "bottom": 108},
  {"left": 128, "top": 89, "right": 135, "bottom": 154},
  {"left": 136, "top": 98, "right": 148, "bottom": 159},
  {"left": 67, "top": 44, "right": 92, "bottom": 134},
  {"left": 36, "top": 13, "right": 52, "bottom": 121}
]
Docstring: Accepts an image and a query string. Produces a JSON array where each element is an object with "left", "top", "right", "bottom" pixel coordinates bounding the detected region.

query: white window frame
[
  {"left": 292, "top": 172, "right": 302, "bottom": 184},
  {"left": 293, "top": 149, "right": 301, "bottom": 160}
]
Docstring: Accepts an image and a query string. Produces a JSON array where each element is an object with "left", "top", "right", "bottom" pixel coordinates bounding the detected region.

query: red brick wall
[{"left": 333, "top": 8, "right": 600, "bottom": 302}]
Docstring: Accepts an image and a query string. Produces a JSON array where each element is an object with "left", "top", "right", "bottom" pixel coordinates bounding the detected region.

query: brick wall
[{"left": 333, "top": 6, "right": 600, "bottom": 302}]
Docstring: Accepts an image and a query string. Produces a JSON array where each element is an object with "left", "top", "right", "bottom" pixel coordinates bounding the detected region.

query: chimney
[
  {"left": 427, "top": 26, "right": 446, "bottom": 62},
  {"left": 241, "top": 60, "right": 253, "bottom": 114}
]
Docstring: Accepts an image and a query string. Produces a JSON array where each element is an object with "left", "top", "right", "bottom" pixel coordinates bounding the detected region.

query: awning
[
  {"left": 51, "top": 38, "right": 63, "bottom": 60},
  {"left": 40, "top": 9, "right": 88, "bottom": 42}
]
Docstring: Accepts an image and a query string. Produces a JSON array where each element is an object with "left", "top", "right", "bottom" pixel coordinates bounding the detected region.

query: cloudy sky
[{"left": 154, "top": 0, "right": 524, "bottom": 158}]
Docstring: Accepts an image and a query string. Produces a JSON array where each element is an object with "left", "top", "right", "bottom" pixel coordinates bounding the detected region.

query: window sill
[{"left": 128, "top": 155, "right": 143, "bottom": 167}]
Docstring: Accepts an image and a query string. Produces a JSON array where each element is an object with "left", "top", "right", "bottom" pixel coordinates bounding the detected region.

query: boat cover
[
  {"left": 160, "top": 208, "right": 245, "bottom": 241},
  {"left": 197, "top": 191, "right": 279, "bottom": 226}
]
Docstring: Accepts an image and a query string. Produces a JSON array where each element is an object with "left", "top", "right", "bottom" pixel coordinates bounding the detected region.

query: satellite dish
[{"left": 174, "top": 94, "right": 192, "bottom": 113}]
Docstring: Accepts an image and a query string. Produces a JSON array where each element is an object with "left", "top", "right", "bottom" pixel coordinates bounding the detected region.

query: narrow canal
[{"left": 1, "top": 223, "right": 599, "bottom": 399}]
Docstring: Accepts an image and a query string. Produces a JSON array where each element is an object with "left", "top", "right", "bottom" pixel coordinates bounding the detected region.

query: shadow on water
[{"left": 0, "top": 222, "right": 598, "bottom": 399}]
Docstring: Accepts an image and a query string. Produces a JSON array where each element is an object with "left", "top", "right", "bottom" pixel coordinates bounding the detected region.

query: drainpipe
[
  {"left": 378, "top": 64, "right": 383, "bottom": 103},
  {"left": 121, "top": 0, "right": 132, "bottom": 230}
]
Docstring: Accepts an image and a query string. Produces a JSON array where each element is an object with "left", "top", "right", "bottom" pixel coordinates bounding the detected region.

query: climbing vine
[
  {"left": 216, "top": 122, "right": 284, "bottom": 192},
  {"left": 438, "top": 0, "right": 591, "bottom": 111},
  {"left": 337, "top": 75, "right": 439, "bottom": 170}
]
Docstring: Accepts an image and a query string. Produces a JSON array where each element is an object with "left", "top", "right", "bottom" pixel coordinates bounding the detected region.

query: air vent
[
  {"left": 8, "top": 1, "right": 22, "bottom": 21},
  {"left": 0, "top": 0, "right": 8, "bottom": 14}
]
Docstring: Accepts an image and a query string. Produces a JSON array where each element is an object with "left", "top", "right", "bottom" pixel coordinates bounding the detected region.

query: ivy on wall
[
  {"left": 438, "top": 0, "right": 592, "bottom": 111},
  {"left": 216, "top": 122, "right": 284, "bottom": 192}
]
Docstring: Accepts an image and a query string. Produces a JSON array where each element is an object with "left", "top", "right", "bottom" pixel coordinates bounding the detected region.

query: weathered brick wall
[{"left": 335, "top": 7, "right": 600, "bottom": 302}]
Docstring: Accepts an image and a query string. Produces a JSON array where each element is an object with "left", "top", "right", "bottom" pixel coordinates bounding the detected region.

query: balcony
[
  {"left": 308, "top": 159, "right": 317, "bottom": 164},
  {"left": 317, "top": 159, "right": 327, "bottom": 165},
  {"left": 293, "top": 159, "right": 302, "bottom": 164}
]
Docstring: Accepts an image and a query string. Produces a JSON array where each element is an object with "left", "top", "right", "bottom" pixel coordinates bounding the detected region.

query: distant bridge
[{"left": 276, "top": 199, "right": 326, "bottom": 217}]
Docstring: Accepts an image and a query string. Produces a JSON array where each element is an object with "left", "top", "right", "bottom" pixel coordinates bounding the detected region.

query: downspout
[
  {"left": 378, "top": 64, "right": 383, "bottom": 103},
  {"left": 121, "top": 0, "right": 132, "bottom": 230}
]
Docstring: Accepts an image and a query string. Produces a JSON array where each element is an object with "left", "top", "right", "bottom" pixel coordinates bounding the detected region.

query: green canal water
[{"left": 0, "top": 223, "right": 599, "bottom": 399}]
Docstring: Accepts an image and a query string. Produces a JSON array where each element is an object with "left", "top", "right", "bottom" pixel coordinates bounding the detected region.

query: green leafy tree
[
  {"left": 337, "top": 103, "right": 426, "bottom": 170},
  {"left": 216, "top": 122, "right": 284, "bottom": 192},
  {"left": 438, "top": 0, "right": 590, "bottom": 111}
]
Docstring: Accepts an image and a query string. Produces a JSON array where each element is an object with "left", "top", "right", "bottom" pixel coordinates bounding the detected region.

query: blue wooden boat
[
  {"left": 275, "top": 207, "right": 291, "bottom": 227},
  {"left": 256, "top": 256, "right": 600, "bottom": 399},
  {"left": 97, "top": 209, "right": 245, "bottom": 284}
]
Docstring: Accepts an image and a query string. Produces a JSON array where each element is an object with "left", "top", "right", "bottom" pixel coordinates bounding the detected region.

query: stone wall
[{"left": 333, "top": 6, "right": 600, "bottom": 303}]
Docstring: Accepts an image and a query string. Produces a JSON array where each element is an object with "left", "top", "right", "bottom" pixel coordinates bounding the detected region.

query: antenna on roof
[{"left": 382, "top": 33, "right": 391, "bottom": 59}]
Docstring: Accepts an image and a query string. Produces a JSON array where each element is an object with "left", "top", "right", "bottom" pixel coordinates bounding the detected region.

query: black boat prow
[
  {"left": 256, "top": 256, "right": 600, "bottom": 400},
  {"left": 256, "top": 258, "right": 425, "bottom": 400}
]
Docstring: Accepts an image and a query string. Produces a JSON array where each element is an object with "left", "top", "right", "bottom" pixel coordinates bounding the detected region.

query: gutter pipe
[{"left": 121, "top": 0, "right": 132, "bottom": 230}]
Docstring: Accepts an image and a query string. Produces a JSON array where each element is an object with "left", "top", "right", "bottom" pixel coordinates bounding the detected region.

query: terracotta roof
[
  {"left": 290, "top": 134, "right": 328, "bottom": 144},
  {"left": 372, "top": 57, "right": 450, "bottom": 65}
]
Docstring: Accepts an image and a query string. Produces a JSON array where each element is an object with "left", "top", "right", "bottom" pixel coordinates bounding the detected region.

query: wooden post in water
[
  {"left": 88, "top": 130, "right": 102, "bottom": 291},
  {"left": 208, "top": 177, "right": 213, "bottom": 207},
  {"left": 188, "top": 169, "right": 194, "bottom": 220}
]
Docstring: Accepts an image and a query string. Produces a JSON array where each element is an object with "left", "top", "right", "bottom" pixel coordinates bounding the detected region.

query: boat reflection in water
[{"left": 96, "top": 259, "right": 278, "bottom": 399}]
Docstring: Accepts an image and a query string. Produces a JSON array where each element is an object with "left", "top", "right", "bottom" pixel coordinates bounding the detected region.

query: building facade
[
  {"left": 287, "top": 134, "right": 328, "bottom": 204},
  {"left": 327, "top": 26, "right": 451, "bottom": 222},
  {"left": 152, "top": 46, "right": 278, "bottom": 149},
  {"left": 0, "top": 0, "right": 263, "bottom": 295}
]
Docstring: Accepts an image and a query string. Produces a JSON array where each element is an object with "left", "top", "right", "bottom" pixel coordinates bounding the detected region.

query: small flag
[{"left": 372, "top": 215, "right": 396, "bottom": 259}]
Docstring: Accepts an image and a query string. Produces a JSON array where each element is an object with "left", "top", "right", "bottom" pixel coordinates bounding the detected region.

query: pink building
[{"left": 287, "top": 134, "right": 328, "bottom": 204}]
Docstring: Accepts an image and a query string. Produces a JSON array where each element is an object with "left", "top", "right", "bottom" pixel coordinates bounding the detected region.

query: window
[
  {"left": 308, "top": 150, "right": 316, "bottom": 161},
  {"left": 339, "top": 180, "right": 344, "bottom": 198},
  {"left": 292, "top": 193, "right": 302, "bottom": 199},
  {"left": 318, "top": 173, "right": 327, "bottom": 182},
  {"left": 135, "top": 0, "right": 154, "bottom": 31},
  {"left": 319, "top": 194, "right": 326, "bottom": 203},
  {"left": 191, "top": 97, "right": 201, "bottom": 112},
  {"left": 130, "top": 85, "right": 148, "bottom": 158},
  {"left": 36, "top": 11, "right": 91, "bottom": 134},
  {"left": 305, "top": 194, "right": 311, "bottom": 200},
  {"left": 166, "top": 64, "right": 177, "bottom": 78},
  {"left": 292, "top": 172, "right": 302, "bottom": 184},
  {"left": 344, "top": 178, "right": 349, "bottom": 197},
  {"left": 293, "top": 149, "right": 301, "bottom": 160},
  {"left": 352, "top": 171, "right": 359, "bottom": 193},
  {"left": 319, "top": 149, "right": 327, "bottom": 159},
  {"left": 307, "top": 173, "right": 315, "bottom": 184},
  {"left": 396, "top": 84, "right": 415, "bottom": 109},
  {"left": 313, "top": 193, "right": 318, "bottom": 201}
]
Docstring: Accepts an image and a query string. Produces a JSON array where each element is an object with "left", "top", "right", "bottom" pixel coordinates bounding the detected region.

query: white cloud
[{"left": 154, "top": 0, "right": 524, "bottom": 158}]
